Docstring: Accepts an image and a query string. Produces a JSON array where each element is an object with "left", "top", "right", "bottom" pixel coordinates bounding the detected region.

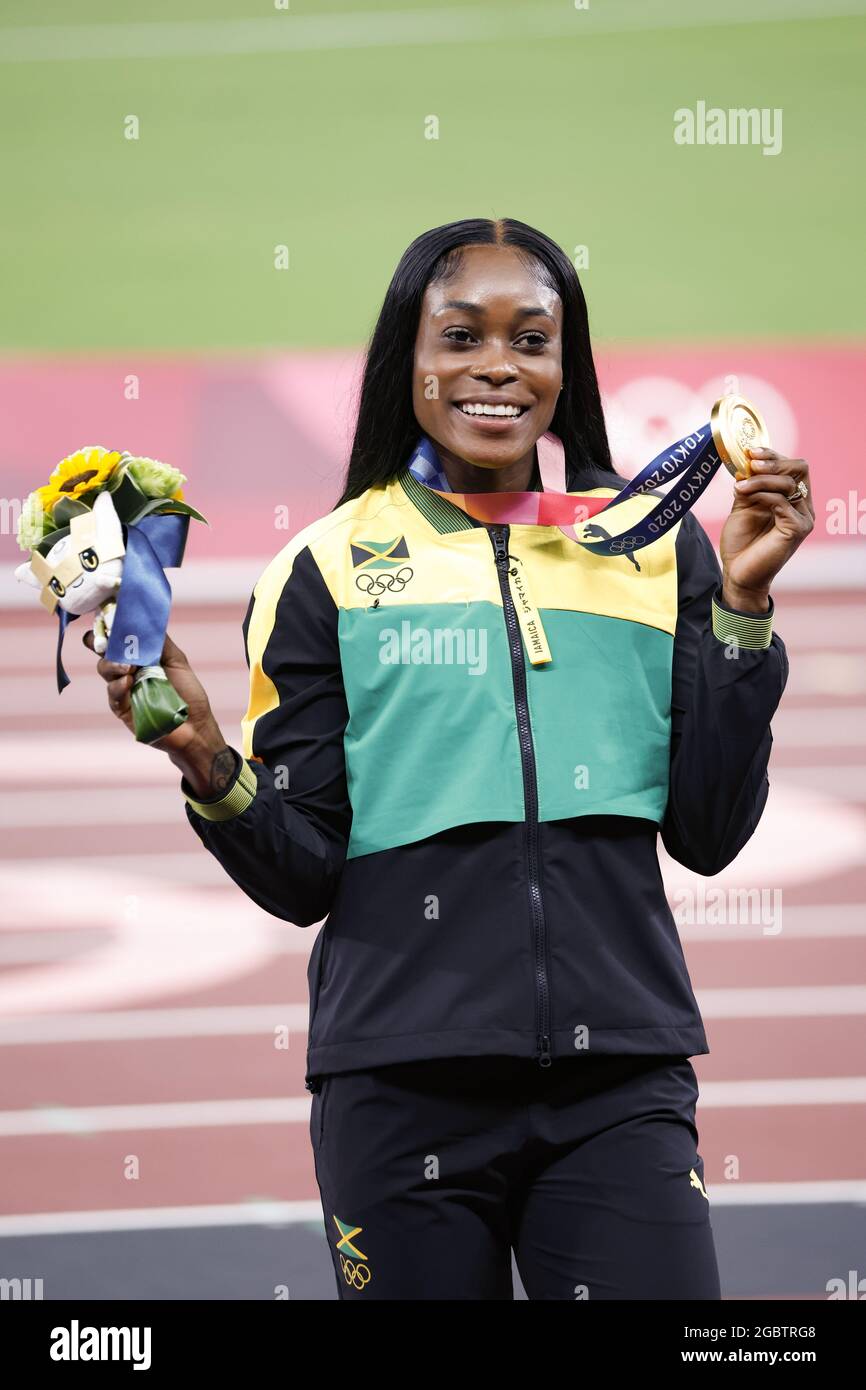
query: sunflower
[{"left": 43, "top": 446, "right": 123, "bottom": 508}]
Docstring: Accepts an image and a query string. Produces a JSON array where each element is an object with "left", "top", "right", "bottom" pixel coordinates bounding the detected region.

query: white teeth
[{"left": 460, "top": 403, "right": 525, "bottom": 417}]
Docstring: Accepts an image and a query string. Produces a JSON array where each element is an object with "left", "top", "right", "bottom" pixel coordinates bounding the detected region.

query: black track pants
[{"left": 310, "top": 1052, "right": 721, "bottom": 1301}]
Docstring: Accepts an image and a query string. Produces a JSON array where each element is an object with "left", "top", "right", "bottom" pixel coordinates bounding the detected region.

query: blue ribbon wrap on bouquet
[{"left": 55, "top": 511, "right": 189, "bottom": 692}]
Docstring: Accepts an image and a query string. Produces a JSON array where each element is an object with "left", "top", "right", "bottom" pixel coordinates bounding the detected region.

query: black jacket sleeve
[
  {"left": 660, "top": 511, "right": 789, "bottom": 876},
  {"left": 182, "top": 545, "right": 352, "bottom": 926}
]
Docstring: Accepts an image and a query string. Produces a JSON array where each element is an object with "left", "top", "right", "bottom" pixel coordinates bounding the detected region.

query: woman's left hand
[{"left": 719, "top": 447, "right": 815, "bottom": 612}]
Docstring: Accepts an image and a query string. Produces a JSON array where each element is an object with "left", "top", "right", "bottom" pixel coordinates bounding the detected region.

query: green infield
[{"left": 0, "top": 0, "right": 863, "bottom": 351}]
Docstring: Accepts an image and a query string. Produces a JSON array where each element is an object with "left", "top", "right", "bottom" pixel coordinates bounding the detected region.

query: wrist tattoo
[{"left": 210, "top": 747, "right": 236, "bottom": 795}]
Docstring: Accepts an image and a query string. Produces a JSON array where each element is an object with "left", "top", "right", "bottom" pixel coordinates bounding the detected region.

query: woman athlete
[{"left": 87, "top": 219, "right": 813, "bottom": 1301}]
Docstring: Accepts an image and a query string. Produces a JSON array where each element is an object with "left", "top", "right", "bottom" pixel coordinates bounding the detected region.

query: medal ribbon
[
  {"left": 406, "top": 422, "right": 724, "bottom": 667},
  {"left": 408, "top": 422, "right": 723, "bottom": 557}
]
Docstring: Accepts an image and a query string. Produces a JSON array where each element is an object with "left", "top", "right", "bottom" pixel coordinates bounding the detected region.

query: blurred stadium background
[{"left": 0, "top": 0, "right": 864, "bottom": 1300}]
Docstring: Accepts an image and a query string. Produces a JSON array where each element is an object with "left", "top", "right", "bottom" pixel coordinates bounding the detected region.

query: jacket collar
[{"left": 396, "top": 467, "right": 481, "bottom": 533}]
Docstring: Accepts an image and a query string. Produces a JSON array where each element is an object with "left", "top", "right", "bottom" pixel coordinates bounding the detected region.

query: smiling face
[{"left": 412, "top": 243, "right": 564, "bottom": 490}]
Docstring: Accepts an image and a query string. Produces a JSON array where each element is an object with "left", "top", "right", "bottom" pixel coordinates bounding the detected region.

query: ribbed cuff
[
  {"left": 183, "top": 753, "right": 258, "bottom": 822},
  {"left": 711, "top": 589, "right": 774, "bottom": 650}
]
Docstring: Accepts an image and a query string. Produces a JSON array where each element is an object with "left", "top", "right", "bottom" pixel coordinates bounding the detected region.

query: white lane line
[
  {"left": 0, "top": 671, "right": 247, "bottom": 720},
  {"left": 3, "top": 786, "right": 199, "bottom": 827},
  {"left": 1, "top": 654, "right": 862, "bottom": 702},
  {"left": 0, "top": 855, "right": 320, "bottom": 943},
  {"left": 0, "top": 558, "right": 263, "bottom": 607},
  {"left": 776, "top": 609, "right": 866, "bottom": 643},
  {"left": 1, "top": 1182, "right": 864, "bottom": 1237},
  {"left": 706, "top": 1180, "right": 866, "bottom": 1206},
  {"left": 661, "top": 781, "right": 866, "bottom": 897},
  {"left": 789, "top": 653, "right": 866, "bottom": 697},
  {"left": 0, "top": 623, "right": 244, "bottom": 670},
  {"left": 697, "top": 985, "right": 866, "bottom": 1018},
  {"left": 771, "top": 708, "right": 866, "bottom": 745},
  {"left": 6, "top": 764, "right": 860, "bottom": 825},
  {"left": 1, "top": 610, "right": 864, "bottom": 661},
  {"left": 0, "top": 742, "right": 180, "bottom": 785},
  {"left": 0, "top": 852, "right": 227, "bottom": 891},
  {"left": 0, "top": 934, "right": 311, "bottom": 967},
  {"left": 3, "top": 677, "right": 864, "bottom": 730},
  {"left": 0, "top": 1004, "right": 309, "bottom": 1044},
  {"left": 0, "top": 844, "right": 861, "bottom": 944},
  {"left": 0, "top": 1079, "right": 863, "bottom": 1138},
  {"left": 1, "top": 838, "right": 863, "bottom": 945},
  {"left": 0, "top": 862, "right": 296, "bottom": 1015},
  {"left": 2, "top": 710, "right": 865, "bottom": 789},
  {"left": 773, "top": 766, "right": 866, "bottom": 801},
  {"left": 3, "top": 2, "right": 864, "bottom": 64},
  {"left": 1, "top": 684, "right": 865, "bottom": 733},
  {"left": 0, "top": 735, "right": 247, "bottom": 787},
  {"left": 677, "top": 904, "right": 866, "bottom": 940},
  {"left": 0, "top": 932, "right": 105, "bottom": 965},
  {"left": 8, "top": 903, "right": 862, "bottom": 964},
  {"left": 0, "top": 1201, "right": 324, "bottom": 1236},
  {"left": 0, "top": 984, "right": 862, "bottom": 1046},
  {"left": 7, "top": 765, "right": 866, "bottom": 830},
  {"left": 0, "top": 546, "right": 862, "bottom": 611},
  {"left": 3, "top": 900, "right": 864, "bottom": 965},
  {"left": 697, "top": 1077, "right": 866, "bottom": 1107},
  {"left": 0, "top": 706, "right": 241, "bottom": 730},
  {"left": 3, "top": 669, "right": 864, "bottom": 717},
  {"left": 0, "top": 1097, "right": 310, "bottom": 1137}
]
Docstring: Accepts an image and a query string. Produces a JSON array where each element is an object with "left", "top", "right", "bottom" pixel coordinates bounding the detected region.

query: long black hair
[{"left": 334, "top": 217, "right": 617, "bottom": 506}]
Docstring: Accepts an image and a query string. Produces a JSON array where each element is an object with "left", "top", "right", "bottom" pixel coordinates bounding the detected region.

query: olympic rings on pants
[{"left": 340, "top": 1254, "right": 372, "bottom": 1289}]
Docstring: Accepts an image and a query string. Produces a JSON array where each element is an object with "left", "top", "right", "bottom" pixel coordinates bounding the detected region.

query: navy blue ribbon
[
  {"left": 574, "top": 422, "right": 723, "bottom": 558},
  {"left": 55, "top": 512, "right": 189, "bottom": 693},
  {"left": 56, "top": 608, "right": 78, "bottom": 692}
]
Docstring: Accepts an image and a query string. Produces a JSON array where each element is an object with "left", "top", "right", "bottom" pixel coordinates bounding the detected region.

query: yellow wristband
[
  {"left": 711, "top": 594, "right": 774, "bottom": 651},
  {"left": 184, "top": 757, "right": 258, "bottom": 822}
]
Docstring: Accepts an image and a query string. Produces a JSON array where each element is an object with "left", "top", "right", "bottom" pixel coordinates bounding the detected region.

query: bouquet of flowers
[{"left": 15, "top": 446, "right": 207, "bottom": 743}]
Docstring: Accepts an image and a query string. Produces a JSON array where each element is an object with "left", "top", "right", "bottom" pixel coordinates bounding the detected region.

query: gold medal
[{"left": 711, "top": 394, "right": 770, "bottom": 479}]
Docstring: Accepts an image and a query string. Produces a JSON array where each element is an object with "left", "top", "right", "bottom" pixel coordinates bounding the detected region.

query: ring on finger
[{"left": 786, "top": 479, "right": 808, "bottom": 503}]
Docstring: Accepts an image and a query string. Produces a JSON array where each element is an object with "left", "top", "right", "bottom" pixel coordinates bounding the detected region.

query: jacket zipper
[{"left": 489, "top": 524, "right": 552, "bottom": 1068}]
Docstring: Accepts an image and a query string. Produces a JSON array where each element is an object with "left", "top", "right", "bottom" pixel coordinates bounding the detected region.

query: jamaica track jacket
[{"left": 181, "top": 466, "right": 788, "bottom": 1088}]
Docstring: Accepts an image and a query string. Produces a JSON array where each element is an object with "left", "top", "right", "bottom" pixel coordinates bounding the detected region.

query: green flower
[
  {"left": 122, "top": 454, "right": 187, "bottom": 500},
  {"left": 16, "top": 489, "right": 54, "bottom": 551}
]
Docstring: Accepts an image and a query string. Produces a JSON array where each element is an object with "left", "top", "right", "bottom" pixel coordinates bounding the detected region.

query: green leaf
[
  {"left": 51, "top": 496, "right": 90, "bottom": 528},
  {"left": 108, "top": 469, "right": 148, "bottom": 523},
  {"left": 35, "top": 524, "right": 71, "bottom": 556},
  {"left": 126, "top": 498, "right": 209, "bottom": 526}
]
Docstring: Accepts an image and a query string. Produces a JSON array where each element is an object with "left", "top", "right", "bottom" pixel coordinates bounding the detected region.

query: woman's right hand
[{"left": 84, "top": 629, "right": 235, "bottom": 799}]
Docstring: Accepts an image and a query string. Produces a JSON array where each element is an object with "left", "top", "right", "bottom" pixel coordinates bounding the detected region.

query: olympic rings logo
[
  {"left": 355, "top": 566, "right": 414, "bottom": 596},
  {"left": 609, "top": 535, "right": 646, "bottom": 553},
  {"left": 340, "top": 1254, "right": 372, "bottom": 1289}
]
